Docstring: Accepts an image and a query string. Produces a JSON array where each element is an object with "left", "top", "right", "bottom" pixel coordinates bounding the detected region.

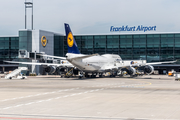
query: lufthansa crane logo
[
  {"left": 67, "top": 32, "right": 74, "bottom": 47},
  {"left": 41, "top": 36, "right": 47, "bottom": 47}
]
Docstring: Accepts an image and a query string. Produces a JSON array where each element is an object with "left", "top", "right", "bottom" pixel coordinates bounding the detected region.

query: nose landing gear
[{"left": 79, "top": 71, "right": 84, "bottom": 79}]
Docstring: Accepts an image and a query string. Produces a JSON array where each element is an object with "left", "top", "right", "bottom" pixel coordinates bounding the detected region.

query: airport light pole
[{"left": 25, "top": 0, "right": 33, "bottom": 30}]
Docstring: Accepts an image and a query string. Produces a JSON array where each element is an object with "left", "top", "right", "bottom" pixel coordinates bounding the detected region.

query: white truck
[{"left": 175, "top": 73, "right": 180, "bottom": 81}]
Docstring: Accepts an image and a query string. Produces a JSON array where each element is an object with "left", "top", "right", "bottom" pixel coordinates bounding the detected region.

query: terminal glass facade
[
  {"left": 1, "top": 33, "right": 180, "bottom": 64},
  {"left": 55, "top": 33, "right": 180, "bottom": 63},
  {"left": 54, "top": 35, "right": 64, "bottom": 57},
  {"left": 19, "top": 30, "right": 32, "bottom": 52},
  {"left": 0, "top": 37, "right": 19, "bottom": 64}
]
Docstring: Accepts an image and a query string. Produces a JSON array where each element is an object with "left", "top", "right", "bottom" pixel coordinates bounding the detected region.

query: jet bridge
[{"left": 18, "top": 50, "right": 74, "bottom": 75}]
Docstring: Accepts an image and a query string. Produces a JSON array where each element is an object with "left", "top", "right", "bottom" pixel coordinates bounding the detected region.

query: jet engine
[
  {"left": 126, "top": 67, "right": 136, "bottom": 75},
  {"left": 44, "top": 66, "right": 56, "bottom": 74},
  {"left": 144, "top": 65, "right": 154, "bottom": 74}
]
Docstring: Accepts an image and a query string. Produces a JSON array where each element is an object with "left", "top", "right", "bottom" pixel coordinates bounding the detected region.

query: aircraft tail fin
[{"left": 64, "top": 23, "right": 80, "bottom": 54}]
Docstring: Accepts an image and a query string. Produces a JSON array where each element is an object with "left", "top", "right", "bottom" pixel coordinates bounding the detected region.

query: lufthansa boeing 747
[{"left": 64, "top": 23, "right": 175, "bottom": 78}]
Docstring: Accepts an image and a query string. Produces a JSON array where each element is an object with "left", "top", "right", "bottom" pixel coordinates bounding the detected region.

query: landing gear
[
  {"left": 117, "top": 70, "right": 123, "bottom": 77},
  {"left": 110, "top": 75, "right": 116, "bottom": 77},
  {"left": 130, "top": 74, "right": 138, "bottom": 78},
  {"left": 91, "top": 73, "right": 96, "bottom": 78},
  {"left": 110, "top": 71, "right": 117, "bottom": 77},
  {"left": 99, "top": 73, "right": 103, "bottom": 78},
  {"left": 84, "top": 73, "right": 97, "bottom": 78},
  {"left": 85, "top": 73, "right": 92, "bottom": 78},
  {"left": 79, "top": 71, "right": 84, "bottom": 79},
  {"left": 81, "top": 72, "right": 104, "bottom": 78}
]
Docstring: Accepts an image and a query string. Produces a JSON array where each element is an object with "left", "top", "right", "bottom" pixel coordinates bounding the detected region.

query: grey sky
[{"left": 0, "top": 0, "right": 180, "bottom": 35}]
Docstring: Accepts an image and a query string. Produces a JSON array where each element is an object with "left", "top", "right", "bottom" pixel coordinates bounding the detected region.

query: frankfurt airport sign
[{"left": 110, "top": 25, "right": 156, "bottom": 32}]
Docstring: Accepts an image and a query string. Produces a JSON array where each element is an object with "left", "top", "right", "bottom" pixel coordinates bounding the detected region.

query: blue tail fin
[{"left": 64, "top": 23, "right": 80, "bottom": 54}]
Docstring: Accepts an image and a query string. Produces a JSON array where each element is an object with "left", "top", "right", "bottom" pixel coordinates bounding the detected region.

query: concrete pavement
[{"left": 0, "top": 75, "right": 180, "bottom": 120}]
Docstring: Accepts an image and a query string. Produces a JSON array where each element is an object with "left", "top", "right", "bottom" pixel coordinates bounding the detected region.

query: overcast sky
[{"left": 0, "top": 0, "right": 180, "bottom": 36}]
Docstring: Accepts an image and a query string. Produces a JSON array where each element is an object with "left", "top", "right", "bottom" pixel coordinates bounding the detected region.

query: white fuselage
[{"left": 66, "top": 53, "right": 122, "bottom": 72}]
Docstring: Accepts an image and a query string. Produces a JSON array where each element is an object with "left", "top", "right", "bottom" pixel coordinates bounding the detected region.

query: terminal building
[{"left": 0, "top": 28, "right": 180, "bottom": 74}]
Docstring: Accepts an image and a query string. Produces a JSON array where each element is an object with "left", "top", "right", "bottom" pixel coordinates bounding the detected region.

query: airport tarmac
[{"left": 0, "top": 75, "right": 180, "bottom": 120}]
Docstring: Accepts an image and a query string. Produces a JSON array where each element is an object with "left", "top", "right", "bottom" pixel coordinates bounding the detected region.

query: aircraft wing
[
  {"left": 103, "top": 60, "right": 176, "bottom": 71},
  {"left": 115, "top": 61, "right": 177, "bottom": 68},
  {"left": 128, "top": 60, "right": 176, "bottom": 67},
  {"left": 4, "top": 61, "right": 73, "bottom": 67},
  {"left": 145, "top": 61, "right": 176, "bottom": 65},
  {"left": 40, "top": 54, "right": 66, "bottom": 59}
]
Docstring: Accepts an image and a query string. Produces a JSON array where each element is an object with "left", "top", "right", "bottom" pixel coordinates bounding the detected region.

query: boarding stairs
[
  {"left": 5, "top": 67, "right": 28, "bottom": 79},
  {"left": 65, "top": 68, "right": 74, "bottom": 78}
]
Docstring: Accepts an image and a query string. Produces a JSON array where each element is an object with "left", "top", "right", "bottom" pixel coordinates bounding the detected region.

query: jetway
[{"left": 18, "top": 50, "right": 73, "bottom": 75}]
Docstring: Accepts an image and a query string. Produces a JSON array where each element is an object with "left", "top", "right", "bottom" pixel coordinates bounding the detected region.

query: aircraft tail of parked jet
[{"left": 64, "top": 23, "right": 80, "bottom": 54}]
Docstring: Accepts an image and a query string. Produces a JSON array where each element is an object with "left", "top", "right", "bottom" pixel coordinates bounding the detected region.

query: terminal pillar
[{"left": 2, "top": 67, "right": 5, "bottom": 73}]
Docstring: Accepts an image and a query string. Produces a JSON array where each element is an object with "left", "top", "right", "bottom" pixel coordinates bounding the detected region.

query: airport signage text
[{"left": 110, "top": 25, "right": 156, "bottom": 32}]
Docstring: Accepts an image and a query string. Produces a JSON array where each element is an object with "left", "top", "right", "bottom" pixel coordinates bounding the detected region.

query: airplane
[{"left": 64, "top": 23, "right": 176, "bottom": 78}]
